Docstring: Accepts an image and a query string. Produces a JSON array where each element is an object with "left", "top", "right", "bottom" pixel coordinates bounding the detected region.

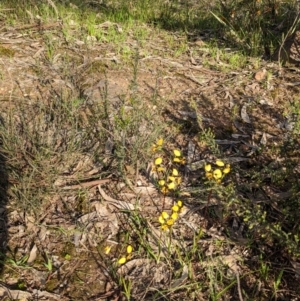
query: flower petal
[
  {"left": 162, "top": 211, "right": 169, "bottom": 219},
  {"left": 173, "top": 149, "right": 181, "bottom": 157},
  {"left": 206, "top": 172, "right": 213, "bottom": 179},
  {"left": 118, "top": 257, "right": 127, "bottom": 264},
  {"left": 104, "top": 246, "right": 112, "bottom": 254},
  {"left": 213, "top": 169, "right": 222, "bottom": 179},
  {"left": 167, "top": 219, "right": 174, "bottom": 226},
  {"left": 158, "top": 179, "right": 165, "bottom": 186},
  {"left": 127, "top": 245, "right": 133, "bottom": 254},
  {"left": 172, "top": 168, "right": 179, "bottom": 176},
  {"left": 168, "top": 182, "right": 176, "bottom": 190},
  {"left": 172, "top": 205, "right": 179, "bottom": 212},
  {"left": 216, "top": 159, "right": 225, "bottom": 167},
  {"left": 168, "top": 176, "right": 176, "bottom": 182},
  {"left": 223, "top": 166, "right": 230, "bottom": 174},
  {"left": 155, "top": 157, "right": 163, "bottom": 165},
  {"left": 157, "top": 138, "right": 164, "bottom": 146},
  {"left": 177, "top": 200, "right": 183, "bottom": 207},
  {"left": 161, "top": 224, "right": 169, "bottom": 231},
  {"left": 204, "top": 164, "right": 212, "bottom": 172},
  {"left": 171, "top": 212, "right": 178, "bottom": 220},
  {"left": 159, "top": 216, "right": 165, "bottom": 224}
]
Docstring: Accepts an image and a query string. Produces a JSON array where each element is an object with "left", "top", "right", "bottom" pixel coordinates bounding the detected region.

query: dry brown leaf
[
  {"left": 133, "top": 186, "right": 157, "bottom": 196},
  {"left": 245, "top": 82, "right": 260, "bottom": 93},
  {"left": 290, "top": 261, "right": 300, "bottom": 276},
  {"left": 25, "top": 215, "right": 36, "bottom": 232},
  {"left": 98, "top": 185, "right": 138, "bottom": 210},
  {"left": 0, "top": 287, "right": 32, "bottom": 301},
  {"left": 170, "top": 264, "right": 189, "bottom": 288},
  {"left": 94, "top": 202, "right": 119, "bottom": 237},
  {"left": 241, "top": 104, "right": 251, "bottom": 123},
  {"left": 27, "top": 244, "right": 38, "bottom": 264},
  {"left": 260, "top": 132, "right": 267, "bottom": 145},
  {"left": 117, "top": 258, "right": 151, "bottom": 275},
  {"left": 187, "top": 140, "right": 196, "bottom": 164},
  {"left": 215, "top": 139, "right": 240, "bottom": 144}
]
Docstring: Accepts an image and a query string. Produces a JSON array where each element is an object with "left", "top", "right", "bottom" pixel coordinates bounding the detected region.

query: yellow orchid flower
[
  {"left": 172, "top": 205, "right": 179, "bottom": 212},
  {"left": 213, "top": 169, "right": 222, "bottom": 180},
  {"left": 171, "top": 212, "right": 178, "bottom": 220},
  {"left": 158, "top": 179, "right": 165, "bottom": 186}
]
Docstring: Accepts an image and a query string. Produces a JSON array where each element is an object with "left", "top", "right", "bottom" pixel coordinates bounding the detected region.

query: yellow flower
[
  {"left": 171, "top": 212, "right": 178, "bottom": 220},
  {"left": 168, "top": 182, "right": 176, "bottom": 190},
  {"left": 155, "top": 157, "right": 163, "bottom": 165},
  {"left": 213, "top": 169, "right": 222, "bottom": 180},
  {"left": 159, "top": 215, "right": 165, "bottom": 224},
  {"left": 127, "top": 245, "right": 133, "bottom": 254},
  {"left": 104, "top": 246, "right": 112, "bottom": 254},
  {"left": 223, "top": 164, "right": 231, "bottom": 174},
  {"left": 162, "top": 211, "right": 169, "bottom": 219},
  {"left": 161, "top": 187, "right": 168, "bottom": 194},
  {"left": 172, "top": 205, "right": 179, "bottom": 212},
  {"left": 216, "top": 159, "right": 225, "bottom": 167},
  {"left": 167, "top": 219, "right": 174, "bottom": 226},
  {"left": 118, "top": 257, "right": 127, "bottom": 264},
  {"left": 173, "top": 157, "right": 181, "bottom": 163},
  {"left": 173, "top": 149, "right": 181, "bottom": 157},
  {"left": 157, "top": 166, "right": 165, "bottom": 172},
  {"left": 157, "top": 138, "right": 164, "bottom": 146},
  {"left": 204, "top": 164, "right": 212, "bottom": 172},
  {"left": 175, "top": 177, "right": 182, "bottom": 184},
  {"left": 168, "top": 176, "right": 176, "bottom": 182},
  {"left": 158, "top": 179, "right": 165, "bottom": 186},
  {"left": 206, "top": 172, "right": 213, "bottom": 179},
  {"left": 161, "top": 224, "right": 169, "bottom": 231},
  {"left": 152, "top": 138, "right": 164, "bottom": 152},
  {"left": 172, "top": 168, "right": 179, "bottom": 176}
]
